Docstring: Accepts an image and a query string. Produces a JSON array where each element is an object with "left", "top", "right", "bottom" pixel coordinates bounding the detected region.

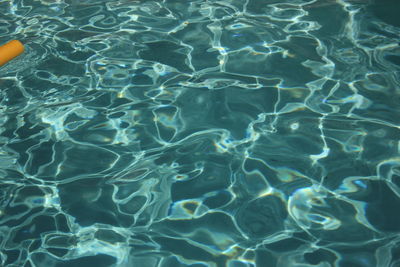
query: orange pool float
[{"left": 0, "top": 40, "right": 25, "bottom": 67}]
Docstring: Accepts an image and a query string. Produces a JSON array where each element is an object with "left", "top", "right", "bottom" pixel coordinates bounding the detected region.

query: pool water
[{"left": 0, "top": 0, "right": 400, "bottom": 266}]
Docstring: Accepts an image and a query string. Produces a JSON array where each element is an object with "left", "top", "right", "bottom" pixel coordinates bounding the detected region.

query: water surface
[{"left": 0, "top": 0, "right": 400, "bottom": 266}]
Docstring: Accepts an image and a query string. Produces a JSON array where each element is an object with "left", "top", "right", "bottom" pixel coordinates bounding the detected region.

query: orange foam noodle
[{"left": 0, "top": 40, "right": 25, "bottom": 67}]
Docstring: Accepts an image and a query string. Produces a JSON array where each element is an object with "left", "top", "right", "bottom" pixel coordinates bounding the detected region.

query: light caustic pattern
[{"left": 0, "top": 0, "right": 400, "bottom": 266}]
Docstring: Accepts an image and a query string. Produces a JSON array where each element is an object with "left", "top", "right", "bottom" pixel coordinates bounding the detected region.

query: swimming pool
[{"left": 0, "top": 0, "right": 399, "bottom": 266}]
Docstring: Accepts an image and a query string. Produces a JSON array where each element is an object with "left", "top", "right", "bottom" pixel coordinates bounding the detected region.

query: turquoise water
[{"left": 0, "top": 0, "right": 400, "bottom": 266}]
